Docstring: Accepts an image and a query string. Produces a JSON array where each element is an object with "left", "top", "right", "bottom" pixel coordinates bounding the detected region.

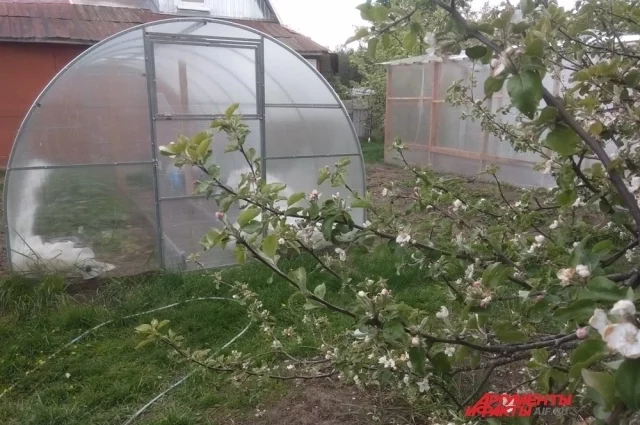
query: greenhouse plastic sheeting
[
  {"left": 4, "top": 18, "right": 366, "bottom": 277},
  {"left": 384, "top": 57, "right": 560, "bottom": 188}
]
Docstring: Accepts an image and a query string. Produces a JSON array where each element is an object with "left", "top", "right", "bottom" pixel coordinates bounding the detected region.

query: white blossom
[
  {"left": 575, "top": 264, "right": 591, "bottom": 278},
  {"left": 535, "top": 234, "right": 545, "bottom": 244},
  {"left": 452, "top": 199, "right": 467, "bottom": 212},
  {"left": 480, "top": 296, "right": 492, "bottom": 308},
  {"left": 549, "top": 220, "right": 559, "bottom": 230},
  {"left": 378, "top": 355, "right": 396, "bottom": 370},
  {"left": 403, "top": 374, "right": 410, "bottom": 386},
  {"left": 444, "top": 345, "right": 456, "bottom": 357},
  {"left": 363, "top": 220, "right": 372, "bottom": 228},
  {"left": 436, "top": 306, "right": 449, "bottom": 319},
  {"left": 629, "top": 176, "right": 640, "bottom": 193},
  {"left": 357, "top": 291, "right": 366, "bottom": 298},
  {"left": 335, "top": 247, "right": 346, "bottom": 261},
  {"left": 272, "top": 340, "right": 282, "bottom": 349},
  {"left": 543, "top": 159, "right": 553, "bottom": 174},
  {"left": 610, "top": 299, "right": 637, "bottom": 317},
  {"left": 417, "top": 377, "right": 430, "bottom": 393},
  {"left": 396, "top": 230, "right": 411, "bottom": 246},
  {"left": 382, "top": 188, "right": 389, "bottom": 197},
  {"left": 278, "top": 238, "right": 285, "bottom": 245},
  {"left": 572, "top": 197, "right": 586, "bottom": 208},
  {"left": 307, "top": 189, "right": 321, "bottom": 201},
  {"left": 557, "top": 268, "right": 576, "bottom": 285},
  {"left": 603, "top": 322, "right": 640, "bottom": 359},
  {"left": 411, "top": 336, "right": 421, "bottom": 347},
  {"left": 589, "top": 309, "right": 611, "bottom": 337},
  {"left": 286, "top": 364, "right": 295, "bottom": 370}
]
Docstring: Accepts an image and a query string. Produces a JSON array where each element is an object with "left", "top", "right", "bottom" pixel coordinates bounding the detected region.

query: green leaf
[
  {"left": 582, "top": 369, "right": 616, "bottom": 409},
  {"left": 494, "top": 323, "right": 528, "bottom": 342},
  {"left": 592, "top": 240, "right": 614, "bottom": 256},
  {"left": 477, "top": 23, "right": 495, "bottom": 35},
  {"left": 287, "top": 192, "right": 306, "bottom": 206},
  {"left": 482, "top": 262, "right": 512, "bottom": 287},
  {"left": 569, "top": 339, "right": 608, "bottom": 379},
  {"left": 225, "top": 103, "right": 240, "bottom": 118},
  {"left": 403, "top": 31, "right": 417, "bottom": 51},
  {"left": 234, "top": 245, "right": 246, "bottom": 264},
  {"left": 484, "top": 76, "right": 505, "bottom": 98},
  {"left": 262, "top": 234, "right": 278, "bottom": 259},
  {"left": 545, "top": 124, "right": 581, "bottom": 156},
  {"left": 466, "top": 45, "right": 488, "bottom": 60},
  {"left": 507, "top": 71, "right": 543, "bottom": 119},
  {"left": 351, "top": 197, "right": 373, "bottom": 209},
  {"left": 381, "top": 33, "right": 391, "bottom": 49},
  {"left": 289, "top": 267, "right": 307, "bottom": 292},
  {"left": 554, "top": 299, "right": 597, "bottom": 322},
  {"left": 580, "top": 277, "right": 626, "bottom": 302},
  {"left": 237, "top": 207, "right": 261, "bottom": 226},
  {"left": 431, "top": 352, "right": 452, "bottom": 374},
  {"left": 367, "top": 37, "right": 379, "bottom": 58},
  {"left": 382, "top": 320, "right": 408, "bottom": 348},
  {"left": 537, "top": 106, "right": 557, "bottom": 124},
  {"left": 408, "top": 346, "right": 426, "bottom": 376},
  {"left": 520, "top": 0, "right": 535, "bottom": 15},
  {"left": 135, "top": 324, "right": 153, "bottom": 333},
  {"left": 556, "top": 189, "right": 577, "bottom": 207},
  {"left": 616, "top": 359, "right": 640, "bottom": 410},
  {"left": 313, "top": 283, "right": 326, "bottom": 300}
]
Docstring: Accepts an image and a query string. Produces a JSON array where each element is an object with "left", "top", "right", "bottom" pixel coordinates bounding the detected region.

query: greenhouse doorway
[{"left": 144, "top": 30, "right": 266, "bottom": 270}]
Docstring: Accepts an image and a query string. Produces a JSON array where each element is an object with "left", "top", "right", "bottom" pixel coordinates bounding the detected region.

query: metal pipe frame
[
  {"left": 144, "top": 29, "right": 167, "bottom": 270},
  {"left": 7, "top": 160, "right": 154, "bottom": 171},
  {"left": 154, "top": 113, "right": 262, "bottom": 121}
]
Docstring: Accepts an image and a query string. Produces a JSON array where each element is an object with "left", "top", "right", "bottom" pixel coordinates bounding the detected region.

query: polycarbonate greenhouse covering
[{"left": 4, "top": 18, "right": 366, "bottom": 279}]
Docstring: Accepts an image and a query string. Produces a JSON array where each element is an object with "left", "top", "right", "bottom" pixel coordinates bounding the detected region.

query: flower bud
[
  {"left": 215, "top": 211, "right": 224, "bottom": 220},
  {"left": 576, "top": 327, "right": 589, "bottom": 339},
  {"left": 411, "top": 336, "right": 420, "bottom": 347}
]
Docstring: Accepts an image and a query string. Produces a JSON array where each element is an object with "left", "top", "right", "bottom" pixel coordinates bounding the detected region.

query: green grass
[
  {"left": 33, "top": 169, "right": 134, "bottom": 253},
  {"left": 360, "top": 140, "right": 385, "bottom": 163},
  {"left": 0, "top": 252, "right": 449, "bottom": 425}
]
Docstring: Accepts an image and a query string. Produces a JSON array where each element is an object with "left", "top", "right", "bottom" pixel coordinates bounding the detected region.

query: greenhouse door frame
[{"left": 143, "top": 29, "right": 266, "bottom": 269}]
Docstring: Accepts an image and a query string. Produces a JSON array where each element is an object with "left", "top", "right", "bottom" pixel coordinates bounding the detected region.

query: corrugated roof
[{"left": 0, "top": 0, "right": 328, "bottom": 54}]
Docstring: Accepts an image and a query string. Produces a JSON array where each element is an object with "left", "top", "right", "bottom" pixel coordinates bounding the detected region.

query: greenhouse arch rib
[{"left": 4, "top": 17, "right": 366, "bottom": 274}]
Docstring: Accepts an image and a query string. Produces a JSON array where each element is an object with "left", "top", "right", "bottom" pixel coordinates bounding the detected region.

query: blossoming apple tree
[{"left": 135, "top": 0, "right": 640, "bottom": 422}]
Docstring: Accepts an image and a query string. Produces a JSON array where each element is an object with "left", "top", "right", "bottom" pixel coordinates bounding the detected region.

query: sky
[
  {"left": 270, "top": 0, "right": 367, "bottom": 50},
  {"left": 270, "top": 0, "right": 576, "bottom": 51}
]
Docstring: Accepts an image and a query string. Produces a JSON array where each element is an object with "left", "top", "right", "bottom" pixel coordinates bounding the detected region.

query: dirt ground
[{"left": 207, "top": 378, "right": 421, "bottom": 425}]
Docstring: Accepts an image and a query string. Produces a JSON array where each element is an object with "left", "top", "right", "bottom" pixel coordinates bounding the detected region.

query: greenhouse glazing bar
[
  {"left": 143, "top": 28, "right": 166, "bottom": 270},
  {"left": 7, "top": 160, "right": 154, "bottom": 171}
]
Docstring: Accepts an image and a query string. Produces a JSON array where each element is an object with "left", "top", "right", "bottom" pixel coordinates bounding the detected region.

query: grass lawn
[
  {"left": 0, "top": 252, "right": 450, "bottom": 425},
  {"left": 360, "top": 140, "right": 385, "bottom": 163}
]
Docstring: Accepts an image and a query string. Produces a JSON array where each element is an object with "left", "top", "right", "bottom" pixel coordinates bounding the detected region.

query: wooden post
[
  {"left": 428, "top": 61, "right": 440, "bottom": 165},
  {"left": 384, "top": 65, "right": 391, "bottom": 159}
]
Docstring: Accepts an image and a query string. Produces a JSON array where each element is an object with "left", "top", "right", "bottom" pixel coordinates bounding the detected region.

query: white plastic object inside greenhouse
[{"left": 4, "top": 18, "right": 366, "bottom": 279}]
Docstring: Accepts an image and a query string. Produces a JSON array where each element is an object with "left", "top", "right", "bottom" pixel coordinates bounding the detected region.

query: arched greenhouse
[{"left": 4, "top": 18, "right": 366, "bottom": 279}]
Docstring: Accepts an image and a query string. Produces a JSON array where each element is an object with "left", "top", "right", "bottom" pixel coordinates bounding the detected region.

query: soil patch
[{"left": 207, "top": 379, "right": 415, "bottom": 425}]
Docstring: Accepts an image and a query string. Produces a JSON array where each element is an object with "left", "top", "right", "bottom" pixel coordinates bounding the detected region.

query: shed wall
[{"left": 0, "top": 42, "right": 87, "bottom": 166}]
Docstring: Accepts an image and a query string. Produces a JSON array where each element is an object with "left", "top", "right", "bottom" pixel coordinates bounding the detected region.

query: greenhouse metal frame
[{"left": 4, "top": 18, "right": 366, "bottom": 278}]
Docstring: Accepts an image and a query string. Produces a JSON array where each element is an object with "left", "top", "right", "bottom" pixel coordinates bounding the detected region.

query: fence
[{"left": 383, "top": 54, "right": 573, "bottom": 187}]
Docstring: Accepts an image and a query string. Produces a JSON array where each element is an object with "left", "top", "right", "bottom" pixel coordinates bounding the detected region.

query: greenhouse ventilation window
[{"left": 4, "top": 18, "right": 365, "bottom": 279}]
